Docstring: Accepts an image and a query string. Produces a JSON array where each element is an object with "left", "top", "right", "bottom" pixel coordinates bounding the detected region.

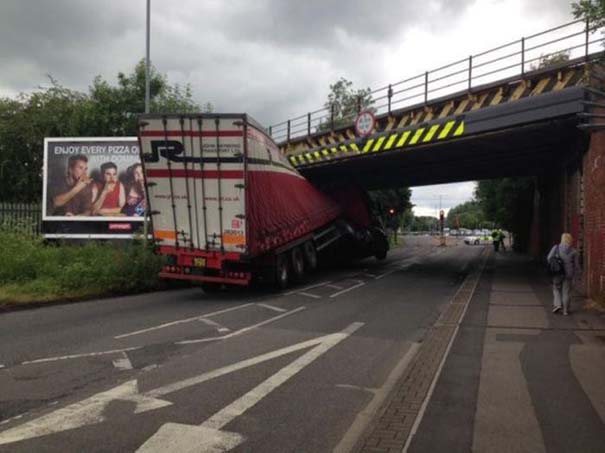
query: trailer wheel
[
  {"left": 303, "top": 241, "right": 317, "bottom": 271},
  {"left": 275, "top": 254, "right": 290, "bottom": 290},
  {"left": 291, "top": 247, "right": 305, "bottom": 281}
]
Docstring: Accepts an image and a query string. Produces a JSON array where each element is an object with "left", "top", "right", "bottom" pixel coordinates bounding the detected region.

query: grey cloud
[
  {"left": 220, "top": 0, "right": 475, "bottom": 48},
  {"left": 0, "top": 0, "right": 142, "bottom": 92}
]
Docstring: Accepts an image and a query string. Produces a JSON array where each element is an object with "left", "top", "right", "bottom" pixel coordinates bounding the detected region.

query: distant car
[{"left": 464, "top": 235, "right": 492, "bottom": 245}]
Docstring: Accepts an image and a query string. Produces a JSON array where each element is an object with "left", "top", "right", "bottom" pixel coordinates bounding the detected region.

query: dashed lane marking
[
  {"left": 325, "top": 284, "right": 344, "bottom": 290},
  {"left": 114, "top": 303, "right": 254, "bottom": 339},
  {"left": 21, "top": 347, "right": 141, "bottom": 365},
  {"left": 284, "top": 281, "right": 332, "bottom": 296},
  {"left": 176, "top": 306, "right": 306, "bottom": 345},
  {"left": 199, "top": 318, "right": 231, "bottom": 333},
  {"left": 256, "top": 303, "right": 287, "bottom": 313},
  {"left": 329, "top": 281, "right": 365, "bottom": 298}
]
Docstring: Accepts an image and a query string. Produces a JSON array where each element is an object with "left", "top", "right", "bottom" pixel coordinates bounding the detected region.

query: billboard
[{"left": 42, "top": 137, "right": 145, "bottom": 239}]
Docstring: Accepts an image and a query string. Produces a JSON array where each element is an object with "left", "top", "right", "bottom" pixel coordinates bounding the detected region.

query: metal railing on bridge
[{"left": 268, "top": 19, "right": 604, "bottom": 143}]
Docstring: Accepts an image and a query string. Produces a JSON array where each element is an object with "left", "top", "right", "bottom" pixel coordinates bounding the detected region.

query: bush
[{"left": 0, "top": 225, "right": 164, "bottom": 303}]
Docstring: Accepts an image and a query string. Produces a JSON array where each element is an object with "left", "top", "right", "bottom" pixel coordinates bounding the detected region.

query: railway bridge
[{"left": 269, "top": 19, "right": 605, "bottom": 303}]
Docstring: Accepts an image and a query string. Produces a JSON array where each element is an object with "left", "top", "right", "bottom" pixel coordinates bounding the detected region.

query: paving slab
[
  {"left": 487, "top": 305, "right": 549, "bottom": 329},
  {"left": 473, "top": 331, "right": 545, "bottom": 453}
]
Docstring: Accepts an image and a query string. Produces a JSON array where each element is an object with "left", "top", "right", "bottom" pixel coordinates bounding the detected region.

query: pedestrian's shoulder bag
[{"left": 547, "top": 245, "right": 565, "bottom": 276}]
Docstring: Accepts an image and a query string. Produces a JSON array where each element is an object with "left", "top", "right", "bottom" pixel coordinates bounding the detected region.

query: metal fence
[
  {"left": 268, "top": 19, "right": 604, "bottom": 143},
  {"left": 0, "top": 202, "right": 42, "bottom": 236}
]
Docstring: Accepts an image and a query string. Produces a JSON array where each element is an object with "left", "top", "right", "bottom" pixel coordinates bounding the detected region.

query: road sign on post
[{"left": 355, "top": 111, "right": 376, "bottom": 137}]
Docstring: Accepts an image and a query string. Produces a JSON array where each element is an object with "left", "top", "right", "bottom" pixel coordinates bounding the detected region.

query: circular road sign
[{"left": 355, "top": 111, "right": 376, "bottom": 137}]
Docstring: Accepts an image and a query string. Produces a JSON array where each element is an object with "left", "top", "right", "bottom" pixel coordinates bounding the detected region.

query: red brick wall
[{"left": 583, "top": 130, "right": 605, "bottom": 302}]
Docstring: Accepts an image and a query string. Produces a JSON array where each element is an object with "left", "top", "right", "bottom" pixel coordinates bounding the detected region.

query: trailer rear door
[{"left": 138, "top": 115, "right": 247, "bottom": 254}]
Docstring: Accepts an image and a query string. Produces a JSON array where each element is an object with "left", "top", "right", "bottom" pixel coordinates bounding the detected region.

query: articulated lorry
[{"left": 138, "top": 113, "right": 388, "bottom": 290}]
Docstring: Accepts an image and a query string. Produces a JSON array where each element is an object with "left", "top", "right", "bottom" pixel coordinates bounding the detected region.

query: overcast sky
[{"left": 0, "top": 0, "right": 575, "bottom": 216}]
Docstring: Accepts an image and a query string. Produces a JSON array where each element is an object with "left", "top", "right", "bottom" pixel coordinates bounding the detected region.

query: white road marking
[
  {"left": 0, "top": 364, "right": 5, "bottom": 369},
  {"left": 0, "top": 380, "right": 172, "bottom": 446},
  {"left": 325, "top": 284, "right": 343, "bottom": 290},
  {"left": 176, "top": 306, "right": 306, "bottom": 345},
  {"left": 21, "top": 347, "right": 141, "bottom": 365},
  {"left": 284, "top": 281, "right": 331, "bottom": 296},
  {"left": 299, "top": 292, "right": 322, "bottom": 299},
  {"left": 0, "top": 323, "right": 364, "bottom": 449},
  {"left": 363, "top": 272, "right": 377, "bottom": 278},
  {"left": 112, "top": 352, "right": 134, "bottom": 371},
  {"left": 256, "top": 303, "right": 287, "bottom": 313},
  {"left": 199, "top": 318, "right": 231, "bottom": 333},
  {"left": 375, "top": 262, "right": 414, "bottom": 280},
  {"left": 137, "top": 322, "right": 364, "bottom": 452},
  {"left": 114, "top": 303, "right": 254, "bottom": 339},
  {"left": 329, "top": 280, "right": 365, "bottom": 298}
]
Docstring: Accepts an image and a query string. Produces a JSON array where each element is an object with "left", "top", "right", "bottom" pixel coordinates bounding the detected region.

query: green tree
[
  {"left": 530, "top": 52, "right": 570, "bottom": 71},
  {"left": 446, "top": 200, "right": 486, "bottom": 229},
  {"left": 0, "top": 61, "right": 207, "bottom": 202},
  {"left": 319, "top": 77, "right": 373, "bottom": 131},
  {"left": 368, "top": 187, "right": 413, "bottom": 229},
  {"left": 475, "top": 178, "right": 535, "bottom": 251},
  {"left": 572, "top": 0, "right": 605, "bottom": 27}
]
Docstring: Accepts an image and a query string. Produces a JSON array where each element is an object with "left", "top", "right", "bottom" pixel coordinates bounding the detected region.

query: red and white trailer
[{"left": 138, "top": 113, "right": 388, "bottom": 289}]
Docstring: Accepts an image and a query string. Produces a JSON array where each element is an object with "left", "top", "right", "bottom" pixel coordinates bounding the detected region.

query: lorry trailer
[{"left": 138, "top": 113, "right": 388, "bottom": 289}]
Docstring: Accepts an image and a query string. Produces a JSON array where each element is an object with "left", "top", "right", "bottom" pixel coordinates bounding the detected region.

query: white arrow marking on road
[
  {"left": 137, "top": 322, "right": 364, "bottom": 452},
  {"left": 112, "top": 352, "right": 134, "bottom": 370},
  {"left": 0, "top": 380, "right": 172, "bottom": 446},
  {"left": 0, "top": 322, "right": 364, "bottom": 448}
]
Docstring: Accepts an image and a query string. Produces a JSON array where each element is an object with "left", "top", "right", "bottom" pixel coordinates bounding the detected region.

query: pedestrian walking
[{"left": 547, "top": 233, "right": 581, "bottom": 316}]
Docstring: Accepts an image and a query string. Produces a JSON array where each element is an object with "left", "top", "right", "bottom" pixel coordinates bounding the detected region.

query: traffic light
[{"left": 388, "top": 208, "right": 395, "bottom": 216}]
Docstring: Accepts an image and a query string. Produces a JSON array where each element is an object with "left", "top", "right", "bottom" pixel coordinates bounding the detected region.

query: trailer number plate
[{"left": 193, "top": 257, "right": 206, "bottom": 267}]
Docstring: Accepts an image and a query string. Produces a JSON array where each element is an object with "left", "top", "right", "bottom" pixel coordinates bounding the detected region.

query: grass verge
[{"left": 0, "top": 224, "right": 164, "bottom": 308}]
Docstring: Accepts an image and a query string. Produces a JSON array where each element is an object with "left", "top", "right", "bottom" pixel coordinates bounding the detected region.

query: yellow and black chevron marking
[
  {"left": 282, "top": 65, "right": 587, "bottom": 159},
  {"left": 288, "top": 118, "right": 465, "bottom": 167}
]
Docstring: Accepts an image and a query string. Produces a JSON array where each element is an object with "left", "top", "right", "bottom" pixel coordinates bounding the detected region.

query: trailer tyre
[
  {"left": 291, "top": 247, "right": 305, "bottom": 281},
  {"left": 275, "top": 254, "right": 290, "bottom": 290},
  {"left": 302, "top": 241, "right": 317, "bottom": 271}
]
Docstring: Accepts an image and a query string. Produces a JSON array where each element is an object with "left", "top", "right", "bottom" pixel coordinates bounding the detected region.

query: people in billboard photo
[
  {"left": 91, "top": 162, "right": 126, "bottom": 216},
  {"left": 122, "top": 163, "right": 146, "bottom": 217},
  {"left": 51, "top": 154, "right": 94, "bottom": 216}
]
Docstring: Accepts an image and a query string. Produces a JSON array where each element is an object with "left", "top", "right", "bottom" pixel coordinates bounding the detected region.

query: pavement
[{"left": 357, "top": 248, "right": 605, "bottom": 453}]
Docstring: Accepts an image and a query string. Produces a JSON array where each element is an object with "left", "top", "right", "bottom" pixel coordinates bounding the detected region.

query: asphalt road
[{"left": 0, "top": 238, "right": 483, "bottom": 452}]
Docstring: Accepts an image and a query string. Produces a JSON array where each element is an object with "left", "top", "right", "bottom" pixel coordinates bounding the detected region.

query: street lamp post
[{"left": 145, "top": 0, "right": 151, "bottom": 114}]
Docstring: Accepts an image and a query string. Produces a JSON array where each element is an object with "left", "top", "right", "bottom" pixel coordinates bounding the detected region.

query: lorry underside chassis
[{"left": 158, "top": 225, "right": 338, "bottom": 289}]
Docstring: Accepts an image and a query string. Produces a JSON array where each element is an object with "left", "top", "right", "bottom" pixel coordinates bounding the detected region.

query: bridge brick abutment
[{"left": 529, "top": 127, "right": 605, "bottom": 305}]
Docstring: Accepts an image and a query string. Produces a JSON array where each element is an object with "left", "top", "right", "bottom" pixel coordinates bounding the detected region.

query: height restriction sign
[{"left": 354, "top": 111, "right": 376, "bottom": 137}]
